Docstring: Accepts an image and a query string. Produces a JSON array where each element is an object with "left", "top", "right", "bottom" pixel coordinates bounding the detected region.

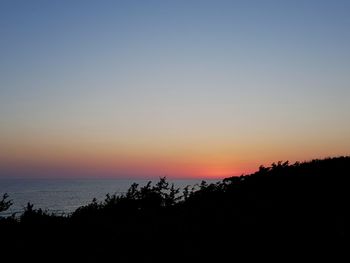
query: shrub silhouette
[
  {"left": 0, "top": 156, "right": 349, "bottom": 261},
  {"left": 0, "top": 193, "right": 12, "bottom": 213},
  {"left": 71, "top": 177, "right": 182, "bottom": 222}
]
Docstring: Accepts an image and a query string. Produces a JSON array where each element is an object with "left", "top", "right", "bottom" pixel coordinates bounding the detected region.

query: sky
[{"left": 1, "top": 0, "right": 350, "bottom": 179}]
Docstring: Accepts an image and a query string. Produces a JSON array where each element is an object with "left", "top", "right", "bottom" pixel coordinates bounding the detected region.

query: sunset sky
[{"left": 1, "top": 0, "right": 350, "bottom": 179}]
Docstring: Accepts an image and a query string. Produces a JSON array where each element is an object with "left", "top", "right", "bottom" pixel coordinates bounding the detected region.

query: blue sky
[{"left": 1, "top": 0, "right": 350, "bottom": 178}]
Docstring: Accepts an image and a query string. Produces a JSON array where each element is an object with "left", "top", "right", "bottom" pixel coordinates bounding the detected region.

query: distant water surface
[{"left": 0, "top": 178, "right": 218, "bottom": 216}]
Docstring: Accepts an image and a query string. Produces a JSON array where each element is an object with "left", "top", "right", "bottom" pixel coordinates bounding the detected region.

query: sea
[{"left": 0, "top": 178, "right": 219, "bottom": 217}]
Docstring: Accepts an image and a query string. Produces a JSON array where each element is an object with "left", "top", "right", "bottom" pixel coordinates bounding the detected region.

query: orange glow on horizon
[{"left": 1, "top": 132, "right": 349, "bottom": 179}]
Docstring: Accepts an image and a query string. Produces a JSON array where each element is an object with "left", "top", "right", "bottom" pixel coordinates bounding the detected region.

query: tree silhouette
[
  {"left": 0, "top": 156, "right": 349, "bottom": 261},
  {"left": 0, "top": 194, "right": 12, "bottom": 213}
]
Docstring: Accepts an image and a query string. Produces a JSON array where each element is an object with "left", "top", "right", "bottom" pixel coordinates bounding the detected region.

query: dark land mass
[{"left": 0, "top": 157, "right": 349, "bottom": 261}]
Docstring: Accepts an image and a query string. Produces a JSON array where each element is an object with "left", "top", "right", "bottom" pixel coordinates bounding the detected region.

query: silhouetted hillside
[{"left": 1, "top": 157, "right": 349, "bottom": 261}]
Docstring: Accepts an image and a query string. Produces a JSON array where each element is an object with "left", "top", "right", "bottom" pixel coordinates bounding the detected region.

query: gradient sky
[{"left": 1, "top": 0, "right": 350, "bottom": 179}]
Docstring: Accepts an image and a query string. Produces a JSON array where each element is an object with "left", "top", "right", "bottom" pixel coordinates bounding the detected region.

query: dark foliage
[
  {"left": 0, "top": 193, "right": 12, "bottom": 212},
  {"left": 0, "top": 156, "right": 349, "bottom": 261}
]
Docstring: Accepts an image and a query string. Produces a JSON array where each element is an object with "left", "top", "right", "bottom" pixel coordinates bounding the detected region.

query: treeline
[{"left": 0, "top": 156, "right": 349, "bottom": 261}]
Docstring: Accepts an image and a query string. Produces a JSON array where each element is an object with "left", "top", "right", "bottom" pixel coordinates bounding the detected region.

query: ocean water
[{"left": 0, "top": 178, "right": 218, "bottom": 216}]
